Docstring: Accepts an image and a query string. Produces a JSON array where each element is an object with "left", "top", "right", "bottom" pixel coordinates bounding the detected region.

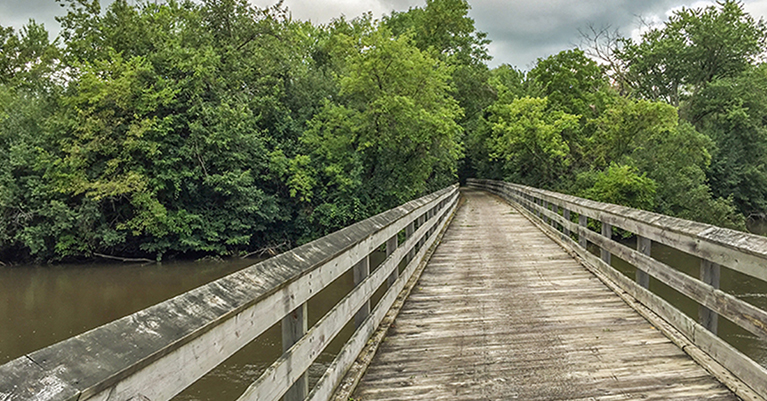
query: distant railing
[
  {"left": 468, "top": 178, "right": 767, "bottom": 399},
  {"left": 0, "top": 184, "right": 460, "bottom": 401}
]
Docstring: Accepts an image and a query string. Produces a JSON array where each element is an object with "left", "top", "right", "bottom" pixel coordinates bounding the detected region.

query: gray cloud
[
  {"left": 2, "top": 0, "right": 766, "bottom": 68},
  {"left": 0, "top": 0, "right": 67, "bottom": 38},
  {"left": 468, "top": 0, "right": 694, "bottom": 67}
]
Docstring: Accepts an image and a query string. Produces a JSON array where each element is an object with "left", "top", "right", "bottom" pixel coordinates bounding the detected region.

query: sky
[{"left": 3, "top": 0, "right": 767, "bottom": 69}]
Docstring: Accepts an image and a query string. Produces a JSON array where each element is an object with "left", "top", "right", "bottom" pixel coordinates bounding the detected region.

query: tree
[
  {"left": 528, "top": 49, "right": 609, "bottom": 118},
  {"left": 617, "top": 1, "right": 767, "bottom": 106},
  {"left": 577, "top": 164, "right": 656, "bottom": 211},
  {"left": 689, "top": 64, "right": 767, "bottom": 218},
  {"left": 0, "top": 21, "right": 60, "bottom": 90},
  {"left": 295, "top": 26, "right": 462, "bottom": 235},
  {"left": 483, "top": 96, "right": 578, "bottom": 187}
]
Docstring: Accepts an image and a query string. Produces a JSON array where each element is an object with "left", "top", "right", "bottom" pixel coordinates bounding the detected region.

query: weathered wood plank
[
  {"left": 492, "top": 181, "right": 767, "bottom": 342},
  {"left": 353, "top": 256, "right": 370, "bottom": 329},
  {"left": 700, "top": 260, "right": 721, "bottom": 334},
  {"left": 237, "top": 193, "right": 458, "bottom": 401},
  {"left": 601, "top": 221, "right": 612, "bottom": 265},
  {"left": 386, "top": 235, "right": 398, "bottom": 288},
  {"left": 489, "top": 184, "right": 767, "bottom": 401},
  {"left": 637, "top": 236, "right": 651, "bottom": 289},
  {"left": 353, "top": 189, "right": 738, "bottom": 401},
  {"left": 282, "top": 304, "right": 308, "bottom": 401}
]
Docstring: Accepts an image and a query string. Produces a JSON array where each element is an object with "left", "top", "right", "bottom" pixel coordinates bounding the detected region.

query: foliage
[
  {"left": 528, "top": 49, "right": 608, "bottom": 118},
  {"left": 2, "top": 0, "right": 765, "bottom": 263},
  {"left": 577, "top": 164, "right": 656, "bottom": 211},
  {"left": 294, "top": 26, "right": 463, "bottom": 237},
  {"left": 616, "top": 0, "right": 767, "bottom": 106},
  {"left": 0, "top": 0, "right": 479, "bottom": 263},
  {"left": 483, "top": 96, "right": 578, "bottom": 187},
  {"left": 689, "top": 64, "right": 767, "bottom": 219}
]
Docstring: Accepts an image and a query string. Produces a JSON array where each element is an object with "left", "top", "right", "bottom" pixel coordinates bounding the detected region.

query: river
[
  {"left": 0, "top": 241, "right": 765, "bottom": 398},
  {"left": 0, "top": 253, "right": 390, "bottom": 400}
]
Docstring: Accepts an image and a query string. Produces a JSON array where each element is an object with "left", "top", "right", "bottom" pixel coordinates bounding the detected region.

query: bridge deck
[{"left": 352, "top": 189, "right": 737, "bottom": 400}]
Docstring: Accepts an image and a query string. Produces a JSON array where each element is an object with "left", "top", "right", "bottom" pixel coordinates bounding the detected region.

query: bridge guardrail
[
  {"left": 0, "top": 184, "right": 460, "bottom": 401},
  {"left": 468, "top": 178, "right": 767, "bottom": 399}
]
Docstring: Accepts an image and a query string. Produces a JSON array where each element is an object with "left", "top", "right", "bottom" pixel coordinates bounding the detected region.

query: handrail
[
  {"left": 0, "top": 184, "right": 460, "bottom": 401},
  {"left": 468, "top": 178, "right": 767, "bottom": 399}
]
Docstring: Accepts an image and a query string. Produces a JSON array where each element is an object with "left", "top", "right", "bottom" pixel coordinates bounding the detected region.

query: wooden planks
[
  {"left": 353, "top": 189, "right": 738, "bottom": 401},
  {"left": 473, "top": 178, "right": 767, "bottom": 398}
]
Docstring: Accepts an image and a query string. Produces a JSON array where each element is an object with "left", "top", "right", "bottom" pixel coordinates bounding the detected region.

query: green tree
[
  {"left": 483, "top": 96, "right": 578, "bottom": 187},
  {"left": 295, "top": 26, "right": 462, "bottom": 235},
  {"left": 577, "top": 164, "right": 656, "bottom": 211},
  {"left": 617, "top": 0, "right": 767, "bottom": 106},
  {"left": 528, "top": 49, "right": 609, "bottom": 118},
  {"left": 689, "top": 64, "right": 767, "bottom": 218}
]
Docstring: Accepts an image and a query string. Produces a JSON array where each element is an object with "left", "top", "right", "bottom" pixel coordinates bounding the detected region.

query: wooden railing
[
  {"left": 0, "top": 184, "right": 460, "bottom": 401},
  {"left": 468, "top": 178, "right": 767, "bottom": 399}
]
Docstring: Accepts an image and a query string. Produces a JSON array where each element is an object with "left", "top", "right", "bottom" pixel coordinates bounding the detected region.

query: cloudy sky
[{"left": 3, "top": 0, "right": 767, "bottom": 69}]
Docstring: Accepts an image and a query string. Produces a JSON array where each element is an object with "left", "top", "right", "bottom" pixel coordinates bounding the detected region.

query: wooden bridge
[{"left": 2, "top": 180, "right": 767, "bottom": 401}]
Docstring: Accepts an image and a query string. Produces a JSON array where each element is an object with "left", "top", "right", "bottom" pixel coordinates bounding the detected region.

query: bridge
[{"left": 1, "top": 180, "right": 767, "bottom": 401}]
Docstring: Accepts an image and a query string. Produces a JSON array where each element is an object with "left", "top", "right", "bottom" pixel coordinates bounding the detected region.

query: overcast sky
[{"left": 3, "top": 0, "right": 767, "bottom": 69}]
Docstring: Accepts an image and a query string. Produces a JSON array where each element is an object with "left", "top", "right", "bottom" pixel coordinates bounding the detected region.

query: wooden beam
[
  {"left": 353, "top": 256, "right": 370, "bottom": 329},
  {"left": 700, "top": 260, "right": 721, "bottom": 334},
  {"left": 637, "top": 236, "right": 651, "bottom": 289},
  {"left": 386, "top": 236, "right": 398, "bottom": 288},
  {"left": 578, "top": 214, "right": 588, "bottom": 249},
  {"left": 601, "top": 222, "right": 612, "bottom": 265},
  {"left": 282, "top": 304, "right": 308, "bottom": 401}
]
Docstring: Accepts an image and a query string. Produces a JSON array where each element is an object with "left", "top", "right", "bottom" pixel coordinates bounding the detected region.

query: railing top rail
[
  {"left": 468, "top": 179, "right": 767, "bottom": 281},
  {"left": 0, "top": 184, "right": 458, "bottom": 401}
]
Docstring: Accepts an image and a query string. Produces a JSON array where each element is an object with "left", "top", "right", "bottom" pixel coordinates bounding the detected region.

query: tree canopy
[{"left": 1, "top": 0, "right": 766, "bottom": 264}]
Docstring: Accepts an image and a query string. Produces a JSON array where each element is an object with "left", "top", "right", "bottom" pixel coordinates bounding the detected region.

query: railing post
[
  {"left": 563, "top": 209, "right": 571, "bottom": 237},
  {"left": 282, "top": 303, "right": 308, "bottom": 401},
  {"left": 405, "top": 221, "right": 415, "bottom": 263},
  {"left": 578, "top": 214, "right": 588, "bottom": 249},
  {"left": 428, "top": 207, "right": 435, "bottom": 235},
  {"left": 637, "top": 237, "right": 651, "bottom": 289},
  {"left": 417, "top": 214, "right": 426, "bottom": 249},
  {"left": 543, "top": 200, "right": 549, "bottom": 224},
  {"left": 601, "top": 222, "right": 612, "bottom": 265},
  {"left": 552, "top": 204, "right": 559, "bottom": 229},
  {"left": 699, "top": 260, "right": 721, "bottom": 334},
  {"left": 353, "top": 255, "right": 370, "bottom": 328},
  {"left": 386, "top": 235, "right": 398, "bottom": 288}
]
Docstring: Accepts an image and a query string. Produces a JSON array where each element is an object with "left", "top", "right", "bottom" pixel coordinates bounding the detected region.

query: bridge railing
[
  {"left": 0, "top": 184, "right": 460, "bottom": 401},
  {"left": 468, "top": 178, "right": 767, "bottom": 399}
]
